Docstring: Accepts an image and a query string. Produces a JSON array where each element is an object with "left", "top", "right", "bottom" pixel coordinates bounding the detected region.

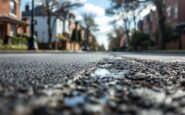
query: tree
[
  {"left": 107, "top": 0, "right": 167, "bottom": 50},
  {"left": 40, "top": 0, "right": 59, "bottom": 49},
  {"left": 153, "top": 0, "right": 166, "bottom": 49},
  {"left": 99, "top": 44, "right": 106, "bottom": 51},
  {"left": 130, "top": 31, "right": 152, "bottom": 51},
  {"left": 40, "top": 0, "right": 83, "bottom": 49},
  {"left": 165, "top": 25, "right": 181, "bottom": 43},
  {"left": 54, "top": 2, "right": 83, "bottom": 33},
  {"left": 108, "top": 26, "right": 125, "bottom": 51},
  {"left": 89, "top": 35, "right": 98, "bottom": 51},
  {"left": 141, "top": 0, "right": 167, "bottom": 49},
  {"left": 82, "top": 13, "right": 99, "bottom": 49},
  {"left": 106, "top": 0, "right": 142, "bottom": 44}
]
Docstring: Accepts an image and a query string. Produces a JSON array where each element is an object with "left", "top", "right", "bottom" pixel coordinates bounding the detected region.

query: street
[
  {"left": 0, "top": 53, "right": 109, "bottom": 87},
  {"left": 0, "top": 52, "right": 185, "bottom": 115}
]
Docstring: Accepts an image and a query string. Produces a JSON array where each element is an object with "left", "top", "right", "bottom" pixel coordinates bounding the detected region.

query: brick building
[
  {"left": 0, "top": 0, "right": 28, "bottom": 42},
  {"left": 139, "top": 0, "right": 185, "bottom": 49},
  {"left": 138, "top": 10, "right": 158, "bottom": 46},
  {"left": 165, "top": 0, "right": 185, "bottom": 49}
]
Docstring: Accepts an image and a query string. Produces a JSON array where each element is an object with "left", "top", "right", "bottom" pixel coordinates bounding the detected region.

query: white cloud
[
  {"left": 96, "top": 25, "right": 112, "bottom": 34},
  {"left": 69, "top": 0, "right": 87, "bottom": 4},
  {"left": 140, "top": 4, "right": 156, "bottom": 18},
  {"left": 72, "top": 2, "right": 115, "bottom": 48},
  {"left": 81, "top": 3, "right": 105, "bottom": 16},
  {"left": 95, "top": 16, "right": 113, "bottom": 26},
  {"left": 96, "top": 35, "right": 109, "bottom": 49}
]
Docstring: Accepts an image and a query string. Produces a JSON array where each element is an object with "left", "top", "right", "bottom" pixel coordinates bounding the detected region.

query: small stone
[
  {"left": 31, "top": 107, "right": 51, "bottom": 115},
  {"left": 107, "top": 100, "right": 117, "bottom": 109},
  {"left": 126, "top": 73, "right": 149, "bottom": 80}
]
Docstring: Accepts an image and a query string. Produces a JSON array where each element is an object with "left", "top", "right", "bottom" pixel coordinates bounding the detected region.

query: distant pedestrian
[{"left": 71, "top": 21, "right": 81, "bottom": 51}]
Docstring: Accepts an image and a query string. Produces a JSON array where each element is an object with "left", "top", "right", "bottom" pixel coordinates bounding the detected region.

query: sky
[
  {"left": 72, "top": 0, "right": 112, "bottom": 48},
  {"left": 21, "top": 0, "right": 154, "bottom": 49}
]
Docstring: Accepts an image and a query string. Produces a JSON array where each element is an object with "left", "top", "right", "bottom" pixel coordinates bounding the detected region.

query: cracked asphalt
[{"left": 0, "top": 52, "right": 185, "bottom": 115}]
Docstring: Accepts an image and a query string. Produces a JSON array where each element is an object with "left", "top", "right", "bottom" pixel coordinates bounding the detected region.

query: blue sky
[
  {"left": 21, "top": 0, "right": 110, "bottom": 9},
  {"left": 87, "top": 0, "right": 110, "bottom": 8}
]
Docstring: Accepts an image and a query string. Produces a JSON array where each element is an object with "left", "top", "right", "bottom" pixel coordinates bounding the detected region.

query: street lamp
[{"left": 28, "top": 0, "right": 37, "bottom": 50}]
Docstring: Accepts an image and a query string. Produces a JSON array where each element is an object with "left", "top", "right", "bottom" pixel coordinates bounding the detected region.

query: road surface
[
  {"left": 0, "top": 53, "right": 109, "bottom": 88},
  {"left": 112, "top": 52, "right": 185, "bottom": 62},
  {"left": 0, "top": 52, "right": 185, "bottom": 115}
]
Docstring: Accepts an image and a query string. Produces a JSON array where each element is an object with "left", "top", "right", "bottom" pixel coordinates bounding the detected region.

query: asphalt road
[
  {"left": 112, "top": 52, "right": 185, "bottom": 62},
  {"left": 0, "top": 53, "right": 110, "bottom": 88},
  {"left": 0, "top": 52, "right": 185, "bottom": 115}
]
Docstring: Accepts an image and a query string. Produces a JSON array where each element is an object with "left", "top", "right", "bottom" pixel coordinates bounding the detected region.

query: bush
[
  {"left": 130, "top": 31, "right": 153, "bottom": 51},
  {"left": 0, "top": 36, "right": 3, "bottom": 45},
  {"left": 0, "top": 44, "right": 27, "bottom": 50},
  {"left": 11, "top": 36, "right": 28, "bottom": 45},
  {"left": 166, "top": 26, "right": 180, "bottom": 42}
]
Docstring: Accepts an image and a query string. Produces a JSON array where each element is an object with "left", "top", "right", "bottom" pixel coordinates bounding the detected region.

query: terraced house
[{"left": 0, "top": 0, "right": 28, "bottom": 42}]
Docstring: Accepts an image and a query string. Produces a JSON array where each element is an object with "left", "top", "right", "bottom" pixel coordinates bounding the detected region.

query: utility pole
[
  {"left": 28, "top": 0, "right": 37, "bottom": 50},
  {"left": 178, "top": 0, "right": 182, "bottom": 49}
]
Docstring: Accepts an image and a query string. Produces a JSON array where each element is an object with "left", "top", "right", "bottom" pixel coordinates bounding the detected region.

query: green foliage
[
  {"left": 108, "top": 27, "right": 126, "bottom": 51},
  {"left": 165, "top": 26, "right": 180, "bottom": 42},
  {"left": 107, "top": 0, "right": 146, "bottom": 44},
  {"left": 108, "top": 37, "right": 120, "bottom": 51},
  {"left": 82, "top": 13, "right": 99, "bottom": 32},
  {"left": 11, "top": 36, "right": 28, "bottom": 45},
  {"left": 0, "top": 36, "right": 3, "bottom": 45},
  {"left": 0, "top": 45, "right": 27, "bottom": 50},
  {"left": 130, "top": 31, "right": 153, "bottom": 50}
]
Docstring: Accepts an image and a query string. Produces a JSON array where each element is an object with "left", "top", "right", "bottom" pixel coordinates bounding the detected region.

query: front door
[{"left": 0, "top": 24, "right": 5, "bottom": 38}]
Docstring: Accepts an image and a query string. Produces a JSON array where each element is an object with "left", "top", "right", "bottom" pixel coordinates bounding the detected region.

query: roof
[
  {"left": 22, "top": 6, "right": 47, "bottom": 17},
  {"left": 0, "top": 15, "right": 28, "bottom": 26},
  {"left": 22, "top": 5, "right": 76, "bottom": 20}
]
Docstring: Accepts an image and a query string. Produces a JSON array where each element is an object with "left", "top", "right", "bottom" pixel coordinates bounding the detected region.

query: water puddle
[
  {"left": 98, "top": 64, "right": 112, "bottom": 68},
  {"left": 91, "top": 68, "right": 129, "bottom": 79},
  {"left": 64, "top": 92, "right": 109, "bottom": 108},
  {"left": 92, "top": 69, "right": 111, "bottom": 78},
  {"left": 64, "top": 96, "right": 85, "bottom": 107}
]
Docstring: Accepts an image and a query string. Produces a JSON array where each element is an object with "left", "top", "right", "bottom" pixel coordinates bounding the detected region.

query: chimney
[{"left": 25, "top": 4, "right": 30, "bottom": 11}]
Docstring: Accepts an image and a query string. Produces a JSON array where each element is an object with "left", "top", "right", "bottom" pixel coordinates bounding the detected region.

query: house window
[
  {"left": 174, "top": 5, "right": 179, "bottom": 19},
  {"left": 10, "top": 0, "right": 16, "bottom": 15},
  {"left": 167, "top": 6, "right": 171, "bottom": 17},
  {"left": 171, "top": 7, "right": 175, "bottom": 18},
  {"left": 10, "top": 25, "right": 16, "bottom": 36}
]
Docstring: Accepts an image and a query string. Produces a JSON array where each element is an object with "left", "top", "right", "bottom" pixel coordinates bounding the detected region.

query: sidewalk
[{"left": 0, "top": 50, "right": 84, "bottom": 54}]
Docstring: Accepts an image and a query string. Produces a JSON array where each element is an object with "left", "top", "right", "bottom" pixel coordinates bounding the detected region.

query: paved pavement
[{"left": 0, "top": 52, "right": 185, "bottom": 115}]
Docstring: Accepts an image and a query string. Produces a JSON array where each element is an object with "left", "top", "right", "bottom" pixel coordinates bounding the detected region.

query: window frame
[{"left": 9, "top": 0, "right": 16, "bottom": 15}]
